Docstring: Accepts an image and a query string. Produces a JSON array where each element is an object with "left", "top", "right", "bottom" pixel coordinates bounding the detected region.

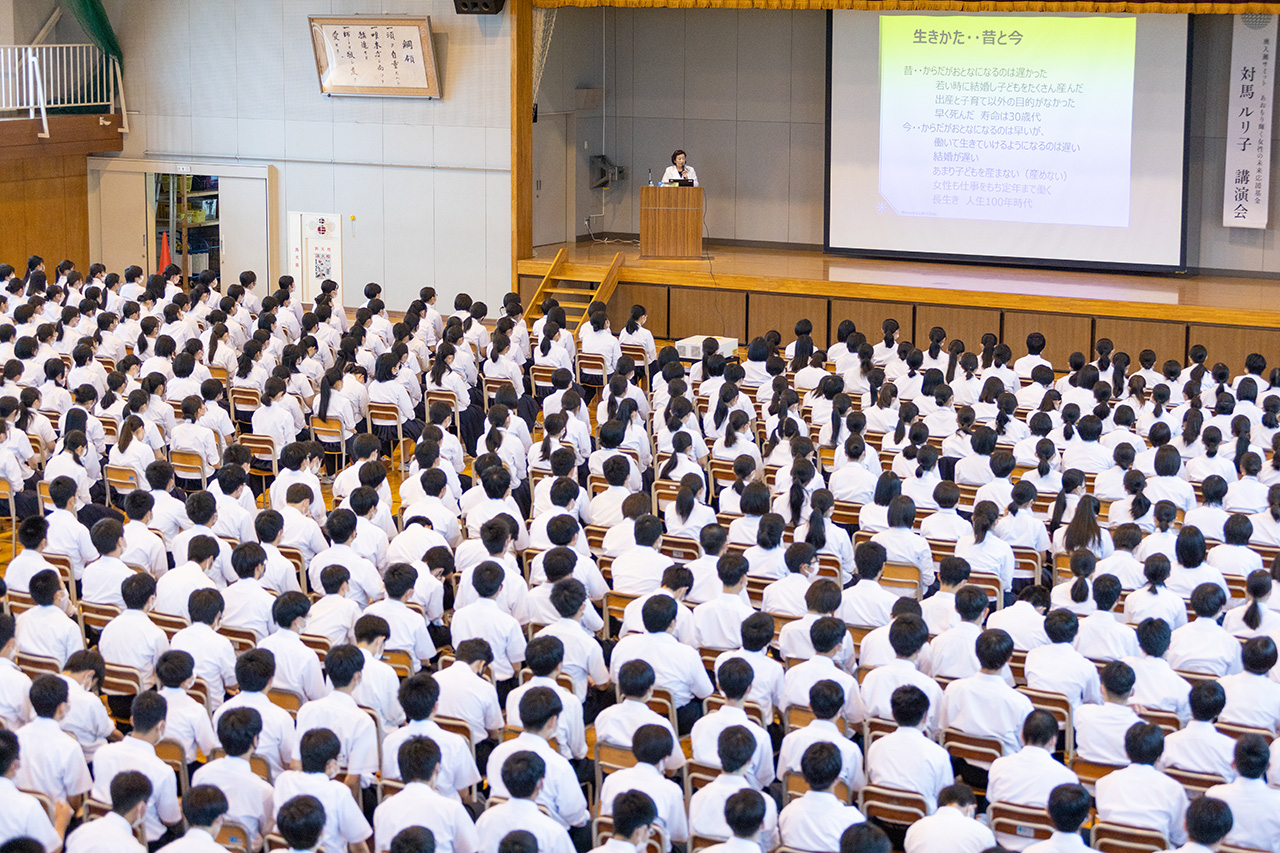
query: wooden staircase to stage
[{"left": 525, "top": 249, "right": 624, "bottom": 332}]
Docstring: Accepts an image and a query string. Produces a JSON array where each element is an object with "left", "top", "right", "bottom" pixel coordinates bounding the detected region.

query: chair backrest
[
  {"left": 704, "top": 695, "right": 766, "bottom": 727},
  {"left": 604, "top": 590, "right": 637, "bottom": 625},
  {"left": 941, "top": 728, "right": 1004, "bottom": 768},
  {"left": 267, "top": 687, "right": 305, "bottom": 718},
  {"left": 81, "top": 601, "right": 122, "bottom": 633},
  {"left": 169, "top": 449, "right": 206, "bottom": 479},
  {"left": 660, "top": 535, "right": 701, "bottom": 562},
  {"left": 238, "top": 434, "right": 279, "bottom": 469},
  {"left": 103, "top": 464, "right": 140, "bottom": 491},
  {"left": 382, "top": 649, "right": 413, "bottom": 678},
  {"left": 686, "top": 759, "right": 719, "bottom": 793},
  {"left": 149, "top": 611, "right": 189, "bottom": 639},
  {"left": 1162, "top": 765, "right": 1227, "bottom": 798},
  {"left": 155, "top": 738, "right": 190, "bottom": 792},
  {"left": 216, "top": 820, "right": 252, "bottom": 853},
  {"left": 592, "top": 816, "right": 665, "bottom": 853},
  {"left": 986, "top": 801, "right": 1055, "bottom": 846},
  {"left": 857, "top": 784, "right": 928, "bottom": 827},
  {"left": 1090, "top": 821, "right": 1168, "bottom": 853},
  {"left": 881, "top": 561, "right": 923, "bottom": 599},
  {"left": 1134, "top": 707, "right": 1181, "bottom": 736},
  {"left": 301, "top": 633, "right": 331, "bottom": 662},
  {"left": 103, "top": 663, "right": 144, "bottom": 696},
  {"left": 1068, "top": 756, "right": 1123, "bottom": 793},
  {"left": 431, "top": 714, "right": 477, "bottom": 747},
  {"left": 578, "top": 352, "right": 607, "bottom": 384},
  {"left": 277, "top": 546, "right": 307, "bottom": 594},
  {"left": 1016, "top": 686, "right": 1073, "bottom": 756},
  {"left": 218, "top": 625, "right": 258, "bottom": 653},
  {"left": 782, "top": 770, "right": 851, "bottom": 805},
  {"left": 229, "top": 386, "right": 261, "bottom": 411},
  {"left": 368, "top": 401, "right": 401, "bottom": 427},
  {"left": 14, "top": 651, "right": 60, "bottom": 678},
  {"left": 966, "top": 571, "right": 1005, "bottom": 609}
]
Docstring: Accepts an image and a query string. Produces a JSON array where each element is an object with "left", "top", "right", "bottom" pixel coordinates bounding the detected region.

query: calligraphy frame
[{"left": 309, "top": 16, "right": 442, "bottom": 98}]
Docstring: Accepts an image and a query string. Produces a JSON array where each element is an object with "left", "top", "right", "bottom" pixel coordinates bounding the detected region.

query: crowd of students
[{"left": 0, "top": 254, "right": 1277, "bottom": 853}]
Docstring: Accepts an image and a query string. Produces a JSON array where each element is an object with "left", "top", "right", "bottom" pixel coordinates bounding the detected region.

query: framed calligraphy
[{"left": 309, "top": 16, "right": 442, "bottom": 98}]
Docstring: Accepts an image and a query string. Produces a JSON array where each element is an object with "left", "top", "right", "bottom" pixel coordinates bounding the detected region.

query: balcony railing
[{"left": 0, "top": 43, "right": 128, "bottom": 138}]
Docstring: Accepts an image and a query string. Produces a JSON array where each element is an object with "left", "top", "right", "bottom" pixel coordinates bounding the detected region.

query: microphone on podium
[{"left": 648, "top": 168, "right": 653, "bottom": 186}]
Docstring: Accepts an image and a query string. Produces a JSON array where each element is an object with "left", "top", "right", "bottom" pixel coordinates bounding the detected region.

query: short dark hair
[
  {"left": 1124, "top": 722, "right": 1164, "bottom": 765},
  {"left": 323, "top": 644, "right": 364, "bottom": 689},
  {"left": 889, "top": 685, "right": 929, "bottom": 727},
  {"left": 799, "top": 741, "right": 842, "bottom": 791},
  {"left": 29, "top": 675, "right": 68, "bottom": 718},
  {"left": 217, "top": 707, "right": 263, "bottom": 757},
  {"left": 1234, "top": 733, "right": 1270, "bottom": 780},
  {"left": 1188, "top": 680, "right": 1226, "bottom": 722},
  {"left": 716, "top": 725, "right": 757, "bottom": 774},
  {"left": 276, "top": 794, "right": 326, "bottom": 851},
  {"left": 975, "top": 628, "right": 1014, "bottom": 671},
  {"left": 272, "top": 591, "right": 311, "bottom": 628},
  {"left": 1045, "top": 783, "right": 1091, "bottom": 833},
  {"left": 1022, "top": 709, "right": 1059, "bottom": 747},
  {"left": 1184, "top": 795, "right": 1234, "bottom": 846},
  {"left": 109, "top": 771, "right": 154, "bottom": 818},
  {"left": 298, "top": 728, "right": 342, "bottom": 773},
  {"left": 724, "top": 789, "right": 766, "bottom": 839},
  {"left": 840, "top": 823, "right": 891, "bottom": 853},
  {"left": 398, "top": 736, "right": 443, "bottom": 785},
  {"left": 131, "top": 689, "right": 167, "bottom": 735},
  {"left": 182, "top": 784, "right": 229, "bottom": 828},
  {"left": 632, "top": 724, "right": 674, "bottom": 766},
  {"left": 517, "top": 686, "right": 563, "bottom": 731},
  {"left": 618, "top": 660, "right": 655, "bottom": 698},
  {"left": 500, "top": 751, "right": 545, "bottom": 799},
  {"left": 611, "top": 790, "right": 658, "bottom": 839}
]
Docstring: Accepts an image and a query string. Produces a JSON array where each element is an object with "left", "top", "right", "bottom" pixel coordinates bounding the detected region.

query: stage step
[{"left": 526, "top": 248, "right": 623, "bottom": 333}]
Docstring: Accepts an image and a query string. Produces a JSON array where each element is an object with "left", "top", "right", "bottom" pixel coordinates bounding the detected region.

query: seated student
[
  {"left": 222, "top": 542, "right": 277, "bottom": 641},
  {"left": 692, "top": 555, "right": 755, "bottom": 650},
  {"left": 475, "top": 752, "right": 574, "bottom": 853},
  {"left": 1073, "top": 660, "right": 1142, "bottom": 766},
  {"left": 42, "top": 476, "right": 97, "bottom": 583},
  {"left": 486, "top": 688, "right": 589, "bottom": 840},
  {"left": 601, "top": 493, "right": 653, "bottom": 559},
  {"left": 929, "top": 586, "right": 1006, "bottom": 682},
  {"left": 919, "top": 481, "right": 970, "bottom": 542},
  {"left": 57, "top": 650, "right": 118, "bottom": 764},
  {"left": 610, "top": 515, "right": 674, "bottom": 596},
  {"left": 1169, "top": 583, "right": 1243, "bottom": 677},
  {"left": 779, "top": 742, "right": 867, "bottom": 851},
  {"left": 955, "top": 500, "right": 1015, "bottom": 602},
  {"left": 257, "top": 592, "right": 327, "bottom": 702},
  {"left": 379, "top": 672, "right": 481, "bottom": 801},
  {"left": 727, "top": 482, "right": 772, "bottom": 545},
  {"left": 14, "top": 675, "right": 93, "bottom": 810},
  {"left": 99, "top": 573, "right": 169, "bottom": 694},
  {"left": 782, "top": 614, "right": 864, "bottom": 717},
  {"left": 533, "top": 579, "right": 610, "bottom": 709},
  {"left": 760, "top": 542, "right": 817, "bottom": 616},
  {"left": 0, "top": 727, "right": 72, "bottom": 853},
  {"left": 1120, "top": 618, "right": 1191, "bottom": 726},
  {"left": 919, "top": 555, "right": 970, "bottom": 636},
  {"left": 1050, "top": 549, "right": 1098, "bottom": 617},
  {"left": 191, "top": 707, "right": 276, "bottom": 851},
  {"left": 363, "top": 564, "right": 438, "bottom": 674},
  {"left": 1208, "top": 514, "right": 1264, "bottom": 579},
  {"left": 373, "top": 737, "right": 477, "bottom": 853},
  {"left": 1218, "top": 636, "right": 1280, "bottom": 732},
  {"left": 1166, "top": 527, "right": 1229, "bottom": 601},
  {"left": 0, "top": 613, "right": 30, "bottom": 732},
  {"left": 299, "top": 565, "right": 357, "bottom": 647},
  {"left": 451, "top": 562, "right": 526, "bottom": 688},
  {"left": 1096, "top": 523, "right": 1147, "bottom": 590},
  {"left": 14, "top": 569, "right": 82, "bottom": 667},
  {"left": 620, "top": 566, "right": 695, "bottom": 644},
  {"left": 521, "top": 549, "right": 600, "bottom": 633},
  {"left": 1205, "top": 735, "right": 1280, "bottom": 851},
  {"left": 273, "top": 729, "right": 373, "bottom": 853},
  {"left": 295, "top": 644, "right": 378, "bottom": 800},
  {"left": 866, "top": 685, "right": 952, "bottom": 813},
  {"left": 860, "top": 596, "right": 935, "bottom": 671},
  {"left": 342, "top": 616, "right": 403, "bottom": 733},
  {"left": 1226, "top": 571, "right": 1280, "bottom": 639},
  {"left": 433, "top": 639, "right": 504, "bottom": 768},
  {"left": 154, "top": 534, "right": 220, "bottom": 619},
  {"left": 155, "top": 650, "right": 217, "bottom": 773},
  {"left": 1159, "top": 680, "right": 1236, "bottom": 784},
  {"left": 277, "top": 484, "right": 329, "bottom": 565},
  {"left": 307, "top": 510, "right": 383, "bottom": 608},
  {"left": 783, "top": 580, "right": 854, "bottom": 670},
  {"left": 711, "top": 615, "right": 783, "bottom": 726},
  {"left": 743, "top": 512, "right": 788, "bottom": 581},
  {"left": 92, "top": 692, "right": 184, "bottom": 845},
  {"left": 611, "top": 596, "right": 713, "bottom": 734},
  {"left": 869, "top": 495, "right": 935, "bottom": 592},
  {"left": 594, "top": 660, "right": 683, "bottom": 775},
  {"left": 688, "top": 730, "right": 779, "bottom": 851},
  {"left": 3, "top": 517, "right": 57, "bottom": 595},
  {"left": 1124, "top": 554, "right": 1188, "bottom": 630},
  {"left": 986, "top": 584, "right": 1051, "bottom": 651},
  {"left": 690, "top": 659, "right": 773, "bottom": 788},
  {"left": 503, "top": 637, "right": 585, "bottom": 764},
  {"left": 777, "top": 679, "right": 867, "bottom": 792},
  {"left": 839, "top": 542, "right": 900, "bottom": 629},
  {"left": 1095, "top": 723, "right": 1189, "bottom": 847},
  {"left": 1025, "top": 609, "right": 1102, "bottom": 709},
  {"left": 986, "top": 711, "right": 1080, "bottom": 852},
  {"left": 941, "top": 628, "right": 1035, "bottom": 757},
  {"left": 63, "top": 770, "right": 151, "bottom": 853},
  {"left": 902, "top": 782, "right": 995, "bottom": 853},
  {"left": 146, "top": 461, "right": 193, "bottom": 547},
  {"left": 209, "top": 465, "right": 257, "bottom": 545},
  {"left": 599, "top": 728, "right": 687, "bottom": 852},
  {"left": 119, "top": 490, "right": 167, "bottom": 579},
  {"left": 1072, "top": 575, "right": 1138, "bottom": 662},
  {"left": 1024, "top": 783, "right": 1092, "bottom": 853},
  {"left": 860, "top": 615, "right": 942, "bottom": 735}
]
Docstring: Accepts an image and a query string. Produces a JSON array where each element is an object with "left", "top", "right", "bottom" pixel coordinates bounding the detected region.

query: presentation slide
[{"left": 827, "top": 12, "right": 1189, "bottom": 270}]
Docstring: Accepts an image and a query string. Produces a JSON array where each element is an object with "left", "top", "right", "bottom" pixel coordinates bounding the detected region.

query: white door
[
  {"left": 95, "top": 170, "right": 149, "bottom": 273},
  {"left": 218, "top": 176, "right": 270, "bottom": 282},
  {"left": 533, "top": 113, "right": 568, "bottom": 247}
]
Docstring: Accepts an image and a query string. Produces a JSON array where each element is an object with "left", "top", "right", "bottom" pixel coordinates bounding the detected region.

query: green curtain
[{"left": 62, "top": 0, "right": 123, "bottom": 64}]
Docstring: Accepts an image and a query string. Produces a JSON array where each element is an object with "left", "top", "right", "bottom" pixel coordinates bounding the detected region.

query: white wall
[{"left": 97, "top": 0, "right": 512, "bottom": 311}]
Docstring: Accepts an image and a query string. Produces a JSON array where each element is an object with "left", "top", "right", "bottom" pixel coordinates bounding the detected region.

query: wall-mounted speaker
[{"left": 454, "top": 0, "right": 505, "bottom": 14}]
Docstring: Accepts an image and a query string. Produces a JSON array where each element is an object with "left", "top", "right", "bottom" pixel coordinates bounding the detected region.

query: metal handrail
[{"left": 0, "top": 44, "right": 129, "bottom": 138}]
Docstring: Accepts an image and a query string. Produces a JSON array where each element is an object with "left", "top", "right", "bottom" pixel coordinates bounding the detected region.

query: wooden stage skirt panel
[{"left": 516, "top": 241, "right": 1280, "bottom": 371}]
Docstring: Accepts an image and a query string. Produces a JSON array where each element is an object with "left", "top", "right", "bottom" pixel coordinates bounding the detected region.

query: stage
[{"left": 515, "top": 240, "right": 1280, "bottom": 372}]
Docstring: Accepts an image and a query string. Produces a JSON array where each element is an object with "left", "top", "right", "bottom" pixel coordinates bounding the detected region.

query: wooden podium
[{"left": 640, "top": 186, "right": 703, "bottom": 260}]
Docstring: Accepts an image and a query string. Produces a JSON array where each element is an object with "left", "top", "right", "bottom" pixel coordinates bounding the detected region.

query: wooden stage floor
[{"left": 524, "top": 240, "right": 1280, "bottom": 318}]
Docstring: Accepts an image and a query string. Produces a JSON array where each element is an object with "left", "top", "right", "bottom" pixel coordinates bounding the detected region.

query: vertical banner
[
  {"left": 286, "top": 211, "right": 344, "bottom": 306},
  {"left": 1224, "top": 14, "right": 1276, "bottom": 228}
]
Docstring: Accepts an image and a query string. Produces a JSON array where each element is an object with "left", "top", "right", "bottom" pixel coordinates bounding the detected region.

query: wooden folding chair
[
  {"left": 219, "top": 624, "right": 258, "bottom": 654},
  {"left": 1162, "top": 765, "right": 1226, "bottom": 798},
  {"left": 941, "top": 728, "right": 1005, "bottom": 776},
  {"left": 156, "top": 738, "right": 191, "bottom": 793},
  {"left": 237, "top": 434, "right": 279, "bottom": 501},
  {"left": 1017, "top": 685, "right": 1073, "bottom": 757},
  {"left": 277, "top": 545, "right": 308, "bottom": 595},
  {"left": 382, "top": 649, "right": 413, "bottom": 678},
  {"left": 267, "top": 687, "right": 305, "bottom": 719},
  {"left": 308, "top": 416, "right": 347, "bottom": 474},
  {"left": 783, "top": 770, "right": 851, "bottom": 805},
  {"left": 858, "top": 784, "right": 928, "bottom": 828},
  {"left": 368, "top": 401, "right": 405, "bottom": 456},
  {"left": 14, "top": 652, "right": 60, "bottom": 679},
  {"left": 593, "top": 739, "right": 638, "bottom": 793},
  {"left": 0, "top": 480, "right": 17, "bottom": 558},
  {"left": 1090, "top": 821, "right": 1168, "bottom": 853},
  {"left": 577, "top": 352, "right": 608, "bottom": 398},
  {"left": 229, "top": 386, "right": 262, "bottom": 425},
  {"left": 1135, "top": 707, "right": 1181, "bottom": 736},
  {"left": 36, "top": 480, "right": 52, "bottom": 515},
  {"left": 881, "top": 561, "right": 923, "bottom": 599},
  {"left": 216, "top": 820, "right": 252, "bottom": 853},
  {"left": 103, "top": 464, "right": 141, "bottom": 502},
  {"left": 987, "top": 801, "right": 1055, "bottom": 847},
  {"left": 149, "top": 610, "right": 189, "bottom": 640},
  {"left": 1069, "top": 756, "right": 1124, "bottom": 794},
  {"left": 170, "top": 449, "right": 208, "bottom": 489}
]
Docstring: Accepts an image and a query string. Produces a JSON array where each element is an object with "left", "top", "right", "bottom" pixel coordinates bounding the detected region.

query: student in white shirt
[
  {"left": 273, "top": 729, "right": 373, "bottom": 853},
  {"left": 919, "top": 481, "right": 971, "bottom": 542},
  {"left": 689, "top": 659, "right": 773, "bottom": 790},
  {"left": 779, "top": 741, "right": 868, "bottom": 853},
  {"left": 902, "top": 782, "right": 994, "bottom": 853},
  {"left": 190, "top": 707, "right": 276, "bottom": 851},
  {"left": 451, "top": 562, "right": 526, "bottom": 685},
  {"left": 865, "top": 685, "right": 953, "bottom": 813},
  {"left": 688, "top": 732, "right": 779, "bottom": 852},
  {"left": 91, "top": 691, "right": 184, "bottom": 844},
  {"left": 1203, "top": 734, "right": 1280, "bottom": 852},
  {"left": 42, "top": 475, "right": 98, "bottom": 581},
  {"left": 475, "top": 750, "right": 574, "bottom": 853},
  {"left": 986, "top": 711, "right": 1080, "bottom": 852},
  {"left": 611, "top": 595, "right": 714, "bottom": 734},
  {"left": 955, "top": 500, "right": 1016, "bottom": 602},
  {"left": 1025, "top": 783, "right": 1093, "bottom": 853},
  {"left": 155, "top": 651, "right": 217, "bottom": 770},
  {"left": 1025, "top": 609, "right": 1102, "bottom": 710},
  {"left": 1072, "top": 576, "right": 1139, "bottom": 662},
  {"left": 1073, "top": 660, "right": 1142, "bottom": 766},
  {"left": 14, "top": 674, "right": 94, "bottom": 810},
  {"left": 1096, "top": 523, "right": 1148, "bottom": 590},
  {"left": 861, "top": 613, "right": 943, "bottom": 735},
  {"left": 1123, "top": 555, "right": 1188, "bottom": 631},
  {"left": 1095, "top": 723, "right": 1189, "bottom": 847},
  {"left": 64, "top": 770, "right": 151, "bottom": 853},
  {"left": 940, "top": 628, "right": 1036, "bottom": 758},
  {"left": 1050, "top": 549, "right": 1098, "bottom": 616},
  {"left": 294, "top": 645, "right": 379, "bottom": 799},
  {"left": 692, "top": 555, "right": 756, "bottom": 651},
  {"left": 159, "top": 784, "right": 232, "bottom": 853},
  {"left": 0, "top": 614, "right": 32, "bottom": 732},
  {"left": 80, "top": 517, "right": 133, "bottom": 609},
  {"left": 256, "top": 592, "right": 327, "bottom": 702},
  {"left": 1169, "top": 584, "right": 1243, "bottom": 677},
  {"left": 0, "top": 726, "right": 72, "bottom": 853},
  {"left": 373, "top": 735, "right": 479, "bottom": 853}
]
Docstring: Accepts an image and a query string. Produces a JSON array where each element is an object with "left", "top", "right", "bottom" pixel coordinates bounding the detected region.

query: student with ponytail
[
  {"left": 872, "top": 317, "right": 900, "bottom": 366},
  {"left": 858, "top": 472, "right": 901, "bottom": 534},
  {"left": 773, "top": 457, "right": 816, "bottom": 528},
  {"left": 954, "top": 499, "right": 1015, "bottom": 599},
  {"left": 940, "top": 405, "right": 977, "bottom": 459},
  {"left": 899, "top": 444, "right": 941, "bottom": 511},
  {"left": 1226, "top": 451, "right": 1269, "bottom": 514},
  {"left": 711, "top": 409, "right": 762, "bottom": 472},
  {"left": 1187, "top": 425, "right": 1236, "bottom": 483},
  {"left": 994, "top": 479, "right": 1050, "bottom": 555},
  {"left": 1019, "top": 437, "right": 1064, "bottom": 497},
  {"left": 1175, "top": 407, "right": 1205, "bottom": 461},
  {"left": 658, "top": 430, "right": 706, "bottom": 497},
  {"left": 1107, "top": 469, "right": 1155, "bottom": 532},
  {"left": 1223, "top": 570, "right": 1280, "bottom": 637},
  {"left": 1122, "top": 555, "right": 1187, "bottom": 629},
  {"left": 1055, "top": 492, "right": 1112, "bottom": 559},
  {"left": 1051, "top": 549, "right": 1098, "bottom": 615},
  {"left": 891, "top": 421, "right": 930, "bottom": 479},
  {"left": 787, "top": 319, "right": 815, "bottom": 374},
  {"left": 882, "top": 401, "right": 920, "bottom": 455},
  {"left": 922, "top": 382, "right": 958, "bottom": 439},
  {"left": 795, "top": 489, "right": 854, "bottom": 584},
  {"left": 921, "top": 326, "right": 948, "bottom": 373},
  {"left": 719, "top": 454, "right": 760, "bottom": 515},
  {"left": 665, "top": 472, "right": 716, "bottom": 539},
  {"left": 619, "top": 303, "right": 657, "bottom": 377}
]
